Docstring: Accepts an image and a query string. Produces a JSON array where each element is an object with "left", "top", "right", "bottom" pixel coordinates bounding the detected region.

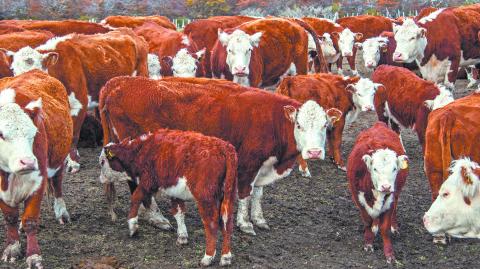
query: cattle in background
[
  {"left": 424, "top": 91, "right": 480, "bottom": 244},
  {"left": 347, "top": 122, "right": 409, "bottom": 264},
  {"left": 101, "top": 15, "right": 176, "bottom": 30},
  {"left": 211, "top": 18, "right": 327, "bottom": 88},
  {"left": 423, "top": 158, "right": 480, "bottom": 240},
  {"left": 0, "top": 23, "right": 27, "bottom": 35},
  {"left": 415, "top": 7, "right": 439, "bottom": 21},
  {"left": 101, "top": 129, "right": 237, "bottom": 266},
  {"left": 21, "top": 20, "right": 109, "bottom": 36},
  {"left": 184, "top": 16, "right": 256, "bottom": 77},
  {"left": 335, "top": 15, "right": 394, "bottom": 75},
  {"left": 277, "top": 74, "right": 380, "bottom": 173},
  {"left": 99, "top": 76, "right": 341, "bottom": 235},
  {"left": 0, "top": 70, "right": 73, "bottom": 268},
  {"left": 134, "top": 22, "right": 205, "bottom": 78},
  {"left": 372, "top": 65, "right": 453, "bottom": 150},
  {"left": 393, "top": 6, "right": 480, "bottom": 89},
  {"left": 78, "top": 113, "right": 103, "bottom": 148},
  {"left": 7, "top": 28, "right": 149, "bottom": 173}
]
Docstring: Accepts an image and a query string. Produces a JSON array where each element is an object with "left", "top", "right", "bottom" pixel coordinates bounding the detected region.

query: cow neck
[
  {"left": 277, "top": 107, "right": 301, "bottom": 167},
  {"left": 0, "top": 170, "right": 10, "bottom": 192}
]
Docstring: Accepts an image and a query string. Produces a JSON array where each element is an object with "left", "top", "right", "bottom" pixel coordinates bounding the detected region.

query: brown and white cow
[
  {"left": 347, "top": 122, "right": 409, "bottom": 264},
  {"left": 134, "top": 22, "right": 205, "bottom": 78},
  {"left": 372, "top": 65, "right": 453, "bottom": 150},
  {"left": 99, "top": 76, "right": 341, "bottom": 235},
  {"left": 7, "top": 28, "right": 149, "bottom": 173},
  {"left": 211, "top": 18, "right": 327, "bottom": 88},
  {"left": 101, "top": 129, "right": 237, "bottom": 266},
  {"left": 424, "top": 91, "right": 480, "bottom": 244},
  {"left": 21, "top": 20, "right": 109, "bottom": 36},
  {"left": 101, "top": 15, "right": 176, "bottom": 30},
  {"left": 277, "top": 74, "right": 380, "bottom": 172},
  {"left": 0, "top": 70, "right": 73, "bottom": 268},
  {"left": 393, "top": 6, "right": 480, "bottom": 89},
  {"left": 335, "top": 15, "right": 394, "bottom": 75}
]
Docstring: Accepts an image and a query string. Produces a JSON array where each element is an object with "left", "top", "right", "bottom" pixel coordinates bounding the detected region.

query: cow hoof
[
  {"left": 2, "top": 241, "right": 20, "bottom": 263},
  {"left": 391, "top": 227, "right": 400, "bottom": 236},
  {"left": 363, "top": 244, "right": 374, "bottom": 253},
  {"left": 433, "top": 235, "right": 447, "bottom": 245},
  {"left": 299, "top": 166, "right": 311, "bottom": 178},
  {"left": 220, "top": 252, "right": 232, "bottom": 266},
  {"left": 147, "top": 214, "right": 173, "bottom": 231},
  {"left": 371, "top": 224, "right": 379, "bottom": 235},
  {"left": 54, "top": 198, "right": 70, "bottom": 224},
  {"left": 200, "top": 252, "right": 215, "bottom": 267},
  {"left": 238, "top": 222, "right": 256, "bottom": 235},
  {"left": 110, "top": 210, "right": 118, "bottom": 222},
  {"left": 176, "top": 235, "right": 188, "bottom": 245},
  {"left": 128, "top": 217, "right": 139, "bottom": 237},
  {"left": 386, "top": 255, "right": 395, "bottom": 264},
  {"left": 337, "top": 165, "right": 347, "bottom": 171},
  {"left": 26, "top": 254, "right": 43, "bottom": 269},
  {"left": 253, "top": 221, "right": 270, "bottom": 230}
]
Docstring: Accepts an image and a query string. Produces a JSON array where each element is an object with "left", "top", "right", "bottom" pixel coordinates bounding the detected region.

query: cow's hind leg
[
  {"left": 251, "top": 186, "right": 269, "bottom": 230},
  {"left": 51, "top": 167, "right": 70, "bottom": 224},
  {"left": 171, "top": 199, "right": 188, "bottom": 245},
  {"left": 197, "top": 200, "right": 219, "bottom": 267},
  {"left": 0, "top": 202, "right": 21, "bottom": 263},
  {"left": 236, "top": 196, "right": 255, "bottom": 235},
  {"left": 143, "top": 196, "right": 172, "bottom": 230}
]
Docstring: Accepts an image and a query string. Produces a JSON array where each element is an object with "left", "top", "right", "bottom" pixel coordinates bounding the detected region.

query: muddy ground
[{"left": 1, "top": 61, "right": 479, "bottom": 269}]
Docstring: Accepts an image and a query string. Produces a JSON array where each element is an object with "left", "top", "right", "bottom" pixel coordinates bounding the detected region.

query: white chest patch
[
  {"left": 358, "top": 190, "right": 394, "bottom": 219},
  {"left": 87, "top": 95, "right": 99, "bottom": 110},
  {"left": 68, "top": 92, "right": 83, "bottom": 116},
  {"left": 162, "top": 177, "right": 194, "bottom": 201},
  {"left": 252, "top": 156, "right": 292, "bottom": 188},
  {"left": 418, "top": 54, "right": 452, "bottom": 84},
  {"left": 0, "top": 171, "right": 43, "bottom": 207}
]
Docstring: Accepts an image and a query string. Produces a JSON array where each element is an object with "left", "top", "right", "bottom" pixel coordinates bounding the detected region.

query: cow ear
[
  {"left": 418, "top": 28, "right": 427, "bottom": 38},
  {"left": 380, "top": 43, "right": 388, "bottom": 53},
  {"left": 326, "top": 107, "right": 342, "bottom": 124},
  {"left": 283, "top": 105, "right": 297, "bottom": 123},
  {"left": 25, "top": 98, "right": 42, "bottom": 111},
  {"left": 354, "top": 42, "right": 363, "bottom": 49},
  {"left": 0, "top": 48, "right": 14, "bottom": 59},
  {"left": 218, "top": 29, "right": 231, "bottom": 47},
  {"left": 331, "top": 32, "right": 340, "bottom": 39},
  {"left": 196, "top": 48, "right": 206, "bottom": 61},
  {"left": 346, "top": 84, "right": 356, "bottom": 93},
  {"left": 355, "top": 33, "right": 363, "bottom": 41},
  {"left": 460, "top": 166, "right": 480, "bottom": 198},
  {"left": 397, "top": 155, "right": 408, "bottom": 170},
  {"left": 42, "top": 52, "right": 58, "bottom": 68},
  {"left": 249, "top": 32, "right": 262, "bottom": 47},
  {"left": 362, "top": 154, "right": 373, "bottom": 170}
]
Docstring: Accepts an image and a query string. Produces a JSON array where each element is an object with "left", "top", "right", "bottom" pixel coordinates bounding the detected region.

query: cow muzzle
[
  {"left": 392, "top": 52, "right": 405, "bottom": 63},
  {"left": 306, "top": 149, "right": 323, "bottom": 160},
  {"left": 15, "top": 157, "right": 38, "bottom": 174},
  {"left": 233, "top": 66, "right": 248, "bottom": 77}
]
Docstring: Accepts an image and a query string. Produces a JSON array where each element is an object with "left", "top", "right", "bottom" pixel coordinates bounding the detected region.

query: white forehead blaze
[
  {"left": 181, "top": 35, "right": 190, "bottom": 46},
  {"left": 10, "top": 46, "right": 45, "bottom": 76},
  {"left": 393, "top": 18, "right": 427, "bottom": 62},
  {"left": 218, "top": 29, "right": 262, "bottom": 75},
  {"left": 147, "top": 53, "right": 161, "bottom": 79},
  {"left": 296, "top": 100, "right": 328, "bottom": 129},
  {"left": 172, "top": 48, "right": 197, "bottom": 78},
  {"left": 446, "top": 158, "right": 480, "bottom": 198}
]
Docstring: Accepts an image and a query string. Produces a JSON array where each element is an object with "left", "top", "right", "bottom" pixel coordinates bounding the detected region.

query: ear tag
[{"left": 400, "top": 159, "right": 408, "bottom": 169}]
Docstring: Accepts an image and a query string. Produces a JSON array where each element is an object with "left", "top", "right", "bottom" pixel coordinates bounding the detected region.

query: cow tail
[
  {"left": 99, "top": 84, "right": 118, "bottom": 146},
  {"left": 439, "top": 111, "right": 455, "bottom": 180},
  {"left": 292, "top": 18, "right": 328, "bottom": 73},
  {"left": 220, "top": 144, "right": 238, "bottom": 231}
]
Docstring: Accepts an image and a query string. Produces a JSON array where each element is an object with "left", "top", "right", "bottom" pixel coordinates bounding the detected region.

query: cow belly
[
  {"left": 162, "top": 177, "right": 194, "bottom": 200},
  {"left": 252, "top": 156, "right": 293, "bottom": 187},
  {"left": 0, "top": 171, "right": 43, "bottom": 207},
  {"left": 418, "top": 54, "right": 452, "bottom": 84}
]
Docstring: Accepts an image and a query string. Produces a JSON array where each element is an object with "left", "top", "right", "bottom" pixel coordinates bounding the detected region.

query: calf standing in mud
[
  {"left": 347, "top": 122, "right": 409, "bottom": 263},
  {"left": 100, "top": 129, "right": 238, "bottom": 267}
]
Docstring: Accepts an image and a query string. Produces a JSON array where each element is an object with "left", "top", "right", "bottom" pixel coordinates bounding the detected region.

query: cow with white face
[
  {"left": 147, "top": 53, "right": 161, "bottom": 79},
  {"left": 334, "top": 28, "right": 363, "bottom": 58},
  {"left": 347, "top": 78, "right": 380, "bottom": 115},
  {"left": 424, "top": 158, "right": 480, "bottom": 241},
  {"left": 307, "top": 33, "right": 337, "bottom": 74},
  {"left": 218, "top": 29, "right": 262, "bottom": 84},
  {"left": 9, "top": 46, "right": 57, "bottom": 76},
  {"left": 356, "top": 37, "right": 388, "bottom": 69},
  {"left": 363, "top": 149, "right": 408, "bottom": 194},
  {"left": 171, "top": 48, "right": 205, "bottom": 78},
  {"left": 392, "top": 19, "right": 427, "bottom": 64}
]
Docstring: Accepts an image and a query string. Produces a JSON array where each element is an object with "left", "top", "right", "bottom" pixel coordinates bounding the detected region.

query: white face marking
[
  {"left": 348, "top": 78, "right": 379, "bottom": 112},
  {"left": 147, "top": 53, "right": 161, "bottom": 80},
  {"left": 68, "top": 92, "right": 83, "bottom": 116},
  {"left": 424, "top": 158, "right": 480, "bottom": 238},
  {"left": 0, "top": 94, "right": 38, "bottom": 174},
  {"left": 393, "top": 19, "right": 427, "bottom": 63},
  {"left": 362, "top": 149, "right": 407, "bottom": 193},
  {"left": 218, "top": 29, "right": 262, "bottom": 78},
  {"left": 319, "top": 33, "right": 337, "bottom": 60},
  {"left": 338, "top": 28, "right": 357, "bottom": 57},
  {"left": 0, "top": 171, "right": 42, "bottom": 207},
  {"left": 358, "top": 190, "right": 394, "bottom": 218},
  {"left": 172, "top": 48, "right": 201, "bottom": 78},
  {"left": 98, "top": 148, "right": 128, "bottom": 184},
  {"left": 162, "top": 176, "right": 194, "bottom": 200},
  {"left": 418, "top": 8, "right": 445, "bottom": 24},
  {"left": 10, "top": 47, "right": 46, "bottom": 76},
  {"left": 252, "top": 157, "right": 292, "bottom": 187},
  {"left": 359, "top": 37, "right": 389, "bottom": 69},
  {"left": 424, "top": 86, "right": 454, "bottom": 110}
]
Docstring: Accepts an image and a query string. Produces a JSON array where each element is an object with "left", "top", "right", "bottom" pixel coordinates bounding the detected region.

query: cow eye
[
  {"left": 442, "top": 192, "right": 449, "bottom": 198},
  {"left": 228, "top": 49, "right": 233, "bottom": 54},
  {"left": 410, "top": 37, "right": 415, "bottom": 41},
  {"left": 0, "top": 132, "right": 3, "bottom": 140}
]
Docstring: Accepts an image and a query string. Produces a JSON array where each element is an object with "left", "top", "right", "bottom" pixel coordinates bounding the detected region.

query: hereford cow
[
  {"left": 347, "top": 122, "right": 409, "bottom": 263},
  {"left": 101, "top": 15, "right": 176, "bottom": 30},
  {"left": 184, "top": 16, "right": 256, "bottom": 77},
  {"left": 372, "top": 65, "right": 453, "bottom": 150},
  {"left": 423, "top": 91, "right": 480, "bottom": 243},
  {"left": 101, "top": 129, "right": 237, "bottom": 266},
  {"left": 21, "top": 20, "right": 109, "bottom": 36},
  {"left": 7, "top": 28, "right": 149, "bottom": 173},
  {"left": 211, "top": 18, "right": 327, "bottom": 88},
  {"left": 0, "top": 70, "right": 73, "bottom": 268},
  {"left": 416, "top": 7, "right": 439, "bottom": 21},
  {"left": 423, "top": 158, "right": 480, "bottom": 240},
  {"left": 393, "top": 6, "right": 480, "bottom": 89},
  {"left": 99, "top": 76, "right": 342, "bottom": 235},
  {"left": 335, "top": 15, "right": 394, "bottom": 75},
  {"left": 134, "top": 22, "right": 205, "bottom": 78},
  {"left": 277, "top": 74, "right": 381, "bottom": 173}
]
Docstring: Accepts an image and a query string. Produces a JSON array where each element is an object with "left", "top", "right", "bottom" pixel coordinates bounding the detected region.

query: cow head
[
  {"left": 424, "top": 85, "right": 454, "bottom": 110},
  {"left": 346, "top": 78, "right": 381, "bottom": 112},
  {"left": 98, "top": 144, "right": 128, "bottom": 184},
  {"left": 218, "top": 29, "right": 262, "bottom": 78},
  {"left": 319, "top": 33, "right": 337, "bottom": 60},
  {"left": 332, "top": 28, "right": 363, "bottom": 57},
  {"left": 393, "top": 19, "right": 427, "bottom": 63},
  {"left": 362, "top": 149, "right": 408, "bottom": 193},
  {"left": 170, "top": 48, "right": 205, "bottom": 78},
  {"left": 356, "top": 37, "right": 389, "bottom": 69},
  {"left": 284, "top": 100, "right": 342, "bottom": 160},
  {"left": 9, "top": 46, "right": 58, "bottom": 76},
  {"left": 0, "top": 88, "right": 41, "bottom": 174},
  {"left": 423, "top": 158, "right": 480, "bottom": 238},
  {"left": 147, "top": 53, "right": 161, "bottom": 80}
]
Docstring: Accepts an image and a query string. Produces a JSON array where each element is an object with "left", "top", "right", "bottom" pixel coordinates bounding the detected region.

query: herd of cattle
[{"left": 0, "top": 4, "right": 479, "bottom": 268}]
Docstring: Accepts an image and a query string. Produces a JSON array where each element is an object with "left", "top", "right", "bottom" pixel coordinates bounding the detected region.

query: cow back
[{"left": 337, "top": 15, "right": 393, "bottom": 41}]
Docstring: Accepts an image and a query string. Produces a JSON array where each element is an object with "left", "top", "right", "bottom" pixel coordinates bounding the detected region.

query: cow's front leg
[
  {"left": 236, "top": 196, "right": 255, "bottom": 235},
  {"left": 143, "top": 197, "right": 172, "bottom": 230},
  {"left": 0, "top": 202, "right": 21, "bottom": 263},
  {"left": 127, "top": 186, "right": 148, "bottom": 237},
  {"left": 171, "top": 199, "right": 188, "bottom": 245},
  {"left": 297, "top": 155, "right": 311, "bottom": 178},
  {"left": 23, "top": 190, "right": 44, "bottom": 269},
  {"left": 251, "top": 186, "right": 269, "bottom": 230},
  {"left": 51, "top": 167, "right": 70, "bottom": 224}
]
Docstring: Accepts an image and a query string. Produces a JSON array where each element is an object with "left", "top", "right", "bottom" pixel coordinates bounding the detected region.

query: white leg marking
[
  {"left": 143, "top": 197, "right": 172, "bottom": 230},
  {"left": 128, "top": 216, "right": 139, "bottom": 237},
  {"left": 220, "top": 251, "right": 232, "bottom": 266},
  {"left": 236, "top": 197, "right": 255, "bottom": 235},
  {"left": 54, "top": 197, "right": 70, "bottom": 224},
  {"left": 200, "top": 250, "right": 216, "bottom": 267},
  {"left": 174, "top": 205, "right": 188, "bottom": 245},
  {"left": 26, "top": 254, "right": 43, "bottom": 269},
  {"left": 65, "top": 153, "right": 80, "bottom": 174},
  {"left": 250, "top": 186, "right": 269, "bottom": 230},
  {"left": 371, "top": 224, "right": 379, "bottom": 235},
  {"left": 298, "top": 164, "right": 311, "bottom": 178},
  {"left": 1, "top": 241, "right": 20, "bottom": 263}
]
